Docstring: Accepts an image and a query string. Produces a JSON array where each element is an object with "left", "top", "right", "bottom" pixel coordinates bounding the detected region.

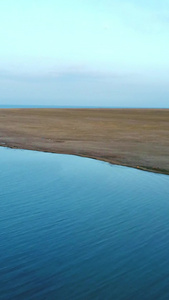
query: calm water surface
[{"left": 0, "top": 147, "right": 169, "bottom": 300}]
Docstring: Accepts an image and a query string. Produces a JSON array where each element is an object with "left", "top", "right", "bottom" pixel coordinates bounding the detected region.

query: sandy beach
[{"left": 0, "top": 108, "right": 168, "bottom": 175}]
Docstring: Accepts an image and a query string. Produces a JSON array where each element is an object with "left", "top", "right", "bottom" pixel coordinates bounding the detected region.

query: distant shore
[{"left": 0, "top": 108, "right": 168, "bottom": 175}]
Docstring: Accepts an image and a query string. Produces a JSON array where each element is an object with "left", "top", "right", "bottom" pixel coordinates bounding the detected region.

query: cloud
[{"left": 0, "top": 66, "right": 136, "bottom": 84}]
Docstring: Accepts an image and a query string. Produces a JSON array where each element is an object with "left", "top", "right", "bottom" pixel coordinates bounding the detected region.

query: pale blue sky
[{"left": 1, "top": 0, "right": 169, "bottom": 107}]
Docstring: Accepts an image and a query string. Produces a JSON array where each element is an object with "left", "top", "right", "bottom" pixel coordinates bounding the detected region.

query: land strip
[{"left": 0, "top": 108, "right": 168, "bottom": 174}]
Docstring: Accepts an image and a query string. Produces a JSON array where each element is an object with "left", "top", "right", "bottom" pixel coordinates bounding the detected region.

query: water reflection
[{"left": 0, "top": 147, "right": 169, "bottom": 300}]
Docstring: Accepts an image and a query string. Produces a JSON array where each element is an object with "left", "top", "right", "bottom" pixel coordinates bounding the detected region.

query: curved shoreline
[
  {"left": 0, "top": 108, "right": 168, "bottom": 176},
  {"left": 1, "top": 143, "right": 169, "bottom": 176}
]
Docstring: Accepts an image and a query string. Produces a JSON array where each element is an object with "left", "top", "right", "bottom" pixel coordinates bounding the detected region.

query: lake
[{"left": 0, "top": 147, "right": 169, "bottom": 300}]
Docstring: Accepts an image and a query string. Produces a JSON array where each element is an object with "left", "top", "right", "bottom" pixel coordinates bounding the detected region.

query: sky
[{"left": 0, "top": 0, "right": 169, "bottom": 107}]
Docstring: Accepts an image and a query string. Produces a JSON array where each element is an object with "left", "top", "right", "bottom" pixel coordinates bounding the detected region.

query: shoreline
[
  {"left": 1, "top": 143, "right": 168, "bottom": 176},
  {"left": 0, "top": 108, "right": 168, "bottom": 176}
]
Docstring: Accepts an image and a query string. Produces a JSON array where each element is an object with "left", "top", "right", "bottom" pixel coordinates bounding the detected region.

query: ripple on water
[{"left": 0, "top": 147, "right": 169, "bottom": 300}]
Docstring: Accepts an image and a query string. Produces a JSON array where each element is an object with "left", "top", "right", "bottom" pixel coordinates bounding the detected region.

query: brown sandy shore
[{"left": 0, "top": 108, "right": 169, "bottom": 175}]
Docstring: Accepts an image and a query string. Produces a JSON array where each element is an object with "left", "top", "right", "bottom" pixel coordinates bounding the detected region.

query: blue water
[
  {"left": 0, "top": 105, "right": 130, "bottom": 109},
  {"left": 0, "top": 105, "right": 160, "bottom": 109},
  {"left": 0, "top": 105, "right": 100, "bottom": 109},
  {"left": 0, "top": 148, "right": 169, "bottom": 300}
]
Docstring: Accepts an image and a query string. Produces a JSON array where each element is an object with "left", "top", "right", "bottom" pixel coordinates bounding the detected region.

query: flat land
[{"left": 0, "top": 108, "right": 169, "bottom": 174}]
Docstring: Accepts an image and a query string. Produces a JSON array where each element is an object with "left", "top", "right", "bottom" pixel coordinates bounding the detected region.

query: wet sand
[{"left": 0, "top": 108, "right": 168, "bottom": 174}]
